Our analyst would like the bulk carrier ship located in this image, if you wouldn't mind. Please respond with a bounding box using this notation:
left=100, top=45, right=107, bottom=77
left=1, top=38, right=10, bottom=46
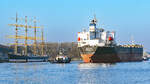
left=77, top=16, right=143, bottom=63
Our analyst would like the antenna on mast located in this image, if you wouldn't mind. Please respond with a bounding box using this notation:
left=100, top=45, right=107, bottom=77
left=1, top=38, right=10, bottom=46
left=94, top=14, right=97, bottom=23
left=131, top=35, right=135, bottom=45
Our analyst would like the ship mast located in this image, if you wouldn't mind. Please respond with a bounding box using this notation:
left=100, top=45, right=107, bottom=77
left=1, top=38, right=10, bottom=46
left=33, top=17, right=37, bottom=55
left=131, top=35, right=135, bottom=45
left=15, top=13, right=18, bottom=54
left=7, top=14, right=43, bottom=56
left=89, top=15, right=97, bottom=39
left=94, top=15, right=97, bottom=38
left=25, top=16, right=28, bottom=56
left=41, top=26, right=44, bottom=56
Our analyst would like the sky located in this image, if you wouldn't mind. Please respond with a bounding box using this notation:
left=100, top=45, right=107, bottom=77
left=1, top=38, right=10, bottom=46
left=0, top=0, right=150, bottom=51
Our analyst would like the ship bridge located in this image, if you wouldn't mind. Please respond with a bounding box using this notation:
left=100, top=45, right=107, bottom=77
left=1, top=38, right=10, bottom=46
left=78, top=16, right=116, bottom=47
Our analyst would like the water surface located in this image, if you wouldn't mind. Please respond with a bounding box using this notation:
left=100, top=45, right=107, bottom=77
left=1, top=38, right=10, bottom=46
left=0, top=61, right=150, bottom=84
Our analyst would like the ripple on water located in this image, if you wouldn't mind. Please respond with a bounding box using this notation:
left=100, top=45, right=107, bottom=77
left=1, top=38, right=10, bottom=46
left=0, top=61, right=150, bottom=84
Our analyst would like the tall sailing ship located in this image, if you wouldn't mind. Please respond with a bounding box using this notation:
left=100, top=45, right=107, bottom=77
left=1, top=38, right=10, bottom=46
left=7, top=13, right=49, bottom=62
left=77, top=16, right=143, bottom=63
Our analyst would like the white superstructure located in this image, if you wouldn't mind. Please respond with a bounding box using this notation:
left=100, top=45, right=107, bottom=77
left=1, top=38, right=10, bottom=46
left=77, top=17, right=116, bottom=47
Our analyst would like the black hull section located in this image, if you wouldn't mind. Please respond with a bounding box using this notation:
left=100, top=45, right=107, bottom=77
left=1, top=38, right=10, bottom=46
left=79, top=46, right=143, bottom=63
left=8, top=54, right=49, bottom=62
